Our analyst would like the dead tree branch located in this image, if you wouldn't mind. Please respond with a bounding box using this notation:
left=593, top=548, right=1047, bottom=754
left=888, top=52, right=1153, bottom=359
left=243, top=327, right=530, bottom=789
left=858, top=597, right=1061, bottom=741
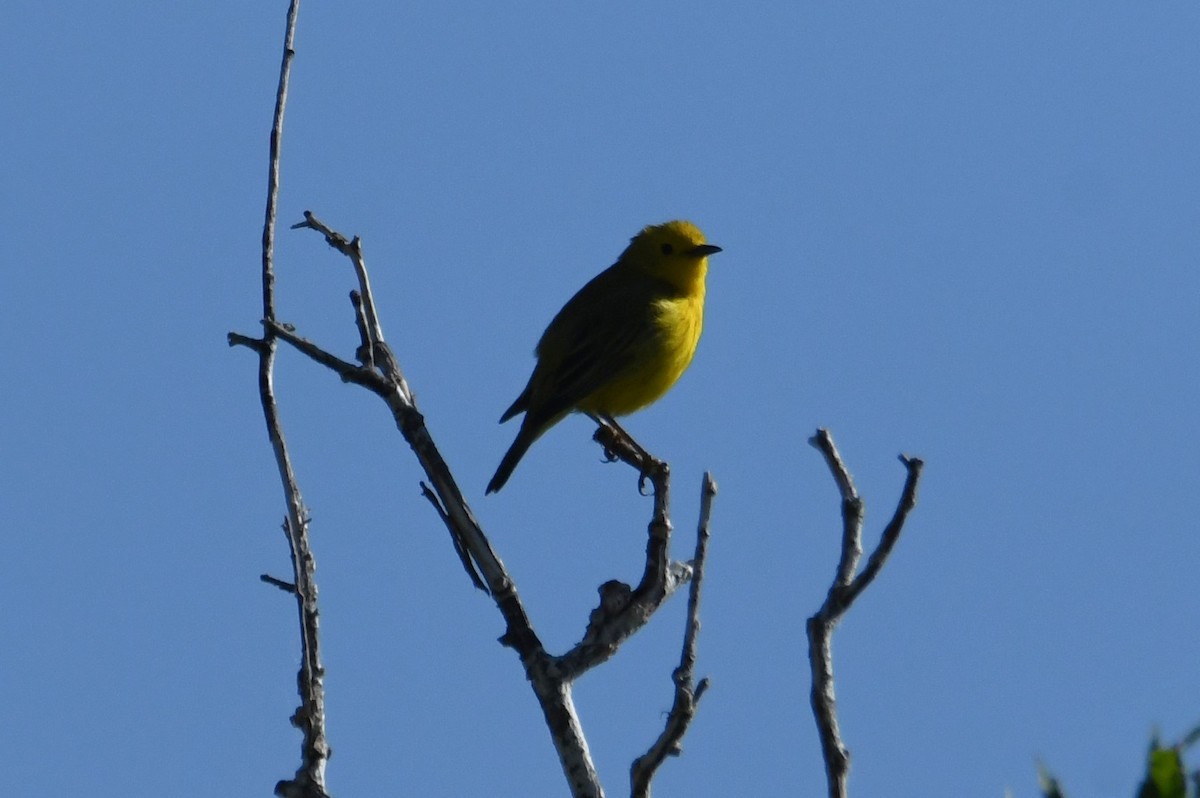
left=631, top=473, right=716, bottom=797
left=806, top=428, right=923, bottom=798
left=227, top=2, right=332, bottom=797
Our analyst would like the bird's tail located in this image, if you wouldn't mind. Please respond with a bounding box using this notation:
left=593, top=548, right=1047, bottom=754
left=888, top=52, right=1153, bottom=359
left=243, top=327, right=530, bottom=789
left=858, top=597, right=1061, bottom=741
left=486, top=425, right=539, bottom=494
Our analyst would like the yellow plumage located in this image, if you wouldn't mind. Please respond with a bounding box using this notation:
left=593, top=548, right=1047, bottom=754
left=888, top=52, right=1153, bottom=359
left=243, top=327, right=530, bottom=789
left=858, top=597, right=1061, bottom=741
left=487, top=220, right=720, bottom=494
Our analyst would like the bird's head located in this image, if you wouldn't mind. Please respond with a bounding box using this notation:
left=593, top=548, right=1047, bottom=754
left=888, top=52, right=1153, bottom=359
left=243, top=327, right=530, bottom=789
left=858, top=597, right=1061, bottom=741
left=619, top=220, right=722, bottom=292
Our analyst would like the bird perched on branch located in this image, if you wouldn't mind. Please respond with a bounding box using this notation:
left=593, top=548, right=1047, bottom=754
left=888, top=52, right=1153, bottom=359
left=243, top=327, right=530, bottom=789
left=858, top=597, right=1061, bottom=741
left=487, top=220, right=721, bottom=494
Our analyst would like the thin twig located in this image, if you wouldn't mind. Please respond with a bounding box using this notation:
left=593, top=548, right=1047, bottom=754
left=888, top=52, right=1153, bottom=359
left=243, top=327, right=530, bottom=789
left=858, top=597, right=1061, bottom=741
left=806, top=428, right=923, bottom=798
left=228, top=2, right=332, bottom=795
left=261, top=574, right=298, bottom=593
left=631, top=473, right=717, bottom=797
left=293, top=211, right=407, bottom=395
left=809, top=429, right=864, bottom=590
left=841, top=454, right=922, bottom=608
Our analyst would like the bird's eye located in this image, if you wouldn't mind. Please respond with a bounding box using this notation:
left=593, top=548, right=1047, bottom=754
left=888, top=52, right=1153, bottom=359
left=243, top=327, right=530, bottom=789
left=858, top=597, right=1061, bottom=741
left=660, top=243, right=674, bottom=255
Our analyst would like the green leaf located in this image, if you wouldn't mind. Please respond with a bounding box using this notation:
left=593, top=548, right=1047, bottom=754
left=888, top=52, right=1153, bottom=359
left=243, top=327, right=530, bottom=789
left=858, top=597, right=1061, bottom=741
left=1136, top=746, right=1185, bottom=798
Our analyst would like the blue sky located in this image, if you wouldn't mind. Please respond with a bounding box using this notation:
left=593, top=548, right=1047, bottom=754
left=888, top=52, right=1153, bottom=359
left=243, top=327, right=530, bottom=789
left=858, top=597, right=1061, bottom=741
left=2, top=1, right=1198, bottom=796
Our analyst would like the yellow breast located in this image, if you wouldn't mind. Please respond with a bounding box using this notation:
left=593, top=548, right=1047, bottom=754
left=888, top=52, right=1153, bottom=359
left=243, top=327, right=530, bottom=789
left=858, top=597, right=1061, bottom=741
left=579, top=291, right=705, bottom=417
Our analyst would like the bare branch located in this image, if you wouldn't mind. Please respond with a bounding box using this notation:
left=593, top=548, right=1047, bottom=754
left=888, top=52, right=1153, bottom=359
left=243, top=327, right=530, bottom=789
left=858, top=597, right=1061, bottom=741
left=809, top=429, right=864, bottom=590
left=266, top=321, right=374, bottom=385
left=350, top=291, right=375, bottom=370
left=293, top=211, right=400, bottom=390
left=229, top=331, right=270, bottom=354
left=276, top=514, right=332, bottom=798
left=266, top=226, right=494, bottom=594
left=806, top=429, right=924, bottom=798
left=420, top=482, right=485, bottom=593
left=226, top=2, right=333, bottom=795
left=631, top=473, right=717, bottom=798
left=261, top=574, right=298, bottom=593
left=553, top=435, right=690, bottom=681
left=841, top=454, right=922, bottom=608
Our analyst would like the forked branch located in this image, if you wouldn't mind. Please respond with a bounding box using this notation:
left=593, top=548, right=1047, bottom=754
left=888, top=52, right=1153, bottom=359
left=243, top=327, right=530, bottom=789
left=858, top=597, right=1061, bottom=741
left=806, top=428, right=923, bottom=798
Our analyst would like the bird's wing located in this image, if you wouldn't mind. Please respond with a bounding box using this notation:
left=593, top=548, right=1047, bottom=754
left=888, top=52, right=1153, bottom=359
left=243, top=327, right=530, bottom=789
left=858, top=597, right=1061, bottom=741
left=525, top=269, right=661, bottom=425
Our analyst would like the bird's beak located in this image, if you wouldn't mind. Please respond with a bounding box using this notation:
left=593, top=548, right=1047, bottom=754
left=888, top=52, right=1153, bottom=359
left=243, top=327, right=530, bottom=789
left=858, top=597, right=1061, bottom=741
left=689, top=244, right=722, bottom=257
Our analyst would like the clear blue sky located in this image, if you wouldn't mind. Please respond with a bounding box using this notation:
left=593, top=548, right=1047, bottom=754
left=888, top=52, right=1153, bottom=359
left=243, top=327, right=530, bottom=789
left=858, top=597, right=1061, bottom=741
left=3, top=2, right=1197, bottom=796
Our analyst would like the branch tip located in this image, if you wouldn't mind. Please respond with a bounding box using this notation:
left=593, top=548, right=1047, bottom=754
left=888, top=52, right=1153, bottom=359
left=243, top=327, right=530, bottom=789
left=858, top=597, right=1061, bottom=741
left=229, top=331, right=269, bottom=353
left=261, top=574, right=297, bottom=593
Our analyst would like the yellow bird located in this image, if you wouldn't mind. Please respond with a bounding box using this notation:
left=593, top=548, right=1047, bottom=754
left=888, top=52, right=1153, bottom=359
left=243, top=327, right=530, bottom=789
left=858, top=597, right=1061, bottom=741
left=487, top=220, right=721, bottom=494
